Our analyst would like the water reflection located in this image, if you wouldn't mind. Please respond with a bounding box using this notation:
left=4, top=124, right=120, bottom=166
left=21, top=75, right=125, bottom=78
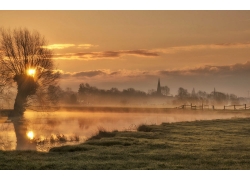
left=0, top=121, right=16, bottom=151
left=0, top=110, right=247, bottom=152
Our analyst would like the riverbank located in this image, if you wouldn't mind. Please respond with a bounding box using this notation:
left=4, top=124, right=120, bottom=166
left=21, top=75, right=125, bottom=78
left=0, top=117, right=250, bottom=169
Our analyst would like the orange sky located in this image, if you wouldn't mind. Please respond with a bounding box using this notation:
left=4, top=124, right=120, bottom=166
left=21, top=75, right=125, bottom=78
left=1, top=10, right=250, bottom=96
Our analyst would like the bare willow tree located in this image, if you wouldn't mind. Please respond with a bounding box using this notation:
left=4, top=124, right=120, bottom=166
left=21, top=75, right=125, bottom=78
left=0, top=28, right=60, bottom=150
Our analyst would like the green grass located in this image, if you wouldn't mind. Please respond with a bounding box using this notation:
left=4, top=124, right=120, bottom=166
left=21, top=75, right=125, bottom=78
left=1, top=117, right=250, bottom=169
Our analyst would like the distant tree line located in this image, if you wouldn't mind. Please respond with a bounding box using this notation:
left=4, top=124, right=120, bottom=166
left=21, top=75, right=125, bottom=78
left=47, top=85, right=78, bottom=105
left=174, top=87, right=241, bottom=105
left=46, top=83, right=244, bottom=106
left=78, top=83, right=148, bottom=105
left=46, top=83, right=172, bottom=106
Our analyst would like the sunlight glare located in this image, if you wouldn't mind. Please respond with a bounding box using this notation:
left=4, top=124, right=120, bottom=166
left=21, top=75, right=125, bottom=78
left=27, top=131, right=34, bottom=140
left=27, top=69, right=36, bottom=77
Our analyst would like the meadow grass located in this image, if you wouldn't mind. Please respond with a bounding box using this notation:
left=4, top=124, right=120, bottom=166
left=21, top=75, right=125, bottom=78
left=1, top=117, right=250, bottom=169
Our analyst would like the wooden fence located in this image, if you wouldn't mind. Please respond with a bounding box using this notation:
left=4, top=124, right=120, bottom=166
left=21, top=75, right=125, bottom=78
left=177, top=103, right=250, bottom=110
left=176, top=103, right=214, bottom=110
left=223, top=104, right=250, bottom=110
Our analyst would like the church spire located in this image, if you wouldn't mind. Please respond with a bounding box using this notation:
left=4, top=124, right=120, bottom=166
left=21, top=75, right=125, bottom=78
left=157, top=78, right=161, bottom=95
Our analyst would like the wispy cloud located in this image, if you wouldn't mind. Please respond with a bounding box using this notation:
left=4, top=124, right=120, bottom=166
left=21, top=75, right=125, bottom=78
left=43, top=43, right=98, bottom=50
left=77, top=44, right=98, bottom=49
left=44, top=44, right=76, bottom=49
left=60, top=61, right=250, bottom=79
left=53, top=49, right=159, bottom=60
left=61, top=70, right=110, bottom=79
left=73, top=70, right=106, bottom=77
left=156, top=42, right=250, bottom=54
left=51, top=42, right=250, bottom=60
left=161, top=61, right=250, bottom=76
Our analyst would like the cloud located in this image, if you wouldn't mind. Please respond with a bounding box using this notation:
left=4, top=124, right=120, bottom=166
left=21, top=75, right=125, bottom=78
left=53, top=49, right=159, bottom=60
left=59, top=61, right=250, bottom=79
left=60, top=70, right=109, bottom=79
left=156, top=42, right=250, bottom=54
left=170, top=61, right=250, bottom=76
left=73, top=70, right=106, bottom=77
left=51, top=41, right=250, bottom=60
left=77, top=44, right=98, bottom=49
left=43, top=44, right=76, bottom=49
left=122, top=50, right=159, bottom=57
left=43, top=43, right=98, bottom=50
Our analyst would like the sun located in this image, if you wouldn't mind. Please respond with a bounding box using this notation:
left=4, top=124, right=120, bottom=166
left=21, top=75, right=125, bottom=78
left=27, top=131, right=34, bottom=140
left=27, top=69, right=36, bottom=77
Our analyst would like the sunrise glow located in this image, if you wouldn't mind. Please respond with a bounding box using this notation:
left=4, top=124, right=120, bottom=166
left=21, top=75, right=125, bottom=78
left=1, top=6, right=250, bottom=170
left=27, top=69, right=36, bottom=77
left=27, top=131, right=34, bottom=140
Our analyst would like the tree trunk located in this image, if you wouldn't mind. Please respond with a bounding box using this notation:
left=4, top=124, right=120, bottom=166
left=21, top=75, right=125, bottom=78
left=11, top=89, right=28, bottom=117
left=8, top=75, right=38, bottom=150
left=9, top=91, right=36, bottom=150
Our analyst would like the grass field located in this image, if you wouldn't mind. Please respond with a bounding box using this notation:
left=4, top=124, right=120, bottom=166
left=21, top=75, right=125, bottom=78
left=0, top=117, right=250, bottom=169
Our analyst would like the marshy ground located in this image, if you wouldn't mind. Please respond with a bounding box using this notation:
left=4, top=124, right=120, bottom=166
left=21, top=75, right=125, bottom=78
left=1, top=116, right=250, bottom=169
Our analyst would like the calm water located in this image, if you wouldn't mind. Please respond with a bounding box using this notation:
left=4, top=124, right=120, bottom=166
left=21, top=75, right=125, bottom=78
left=0, top=110, right=247, bottom=152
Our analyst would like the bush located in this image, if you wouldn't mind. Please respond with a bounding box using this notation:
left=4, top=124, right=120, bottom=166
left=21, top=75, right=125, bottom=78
left=88, top=129, right=117, bottom=140
left=137, top=125, right=152, bottom=132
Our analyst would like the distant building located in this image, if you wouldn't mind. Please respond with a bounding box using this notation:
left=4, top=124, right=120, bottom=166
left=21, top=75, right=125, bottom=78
left=191, top=88, right=196, bottom=97
left=157, top=78, right=161, bottom=95
left=148, top=79, right=170, bottom=96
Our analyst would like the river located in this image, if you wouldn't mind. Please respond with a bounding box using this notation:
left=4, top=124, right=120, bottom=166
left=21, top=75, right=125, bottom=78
left=0, top=109, right=248, bottom=152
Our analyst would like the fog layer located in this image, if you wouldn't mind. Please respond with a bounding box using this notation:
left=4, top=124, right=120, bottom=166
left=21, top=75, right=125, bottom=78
left=0, top=109, right=248, bottom=151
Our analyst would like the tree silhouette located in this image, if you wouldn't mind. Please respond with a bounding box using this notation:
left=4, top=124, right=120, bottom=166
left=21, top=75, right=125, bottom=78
left=0, top=28, right=60, bottom=150
left=177, top=87, right=189, bottom=100
left=161, top=86, right=170, bottom=96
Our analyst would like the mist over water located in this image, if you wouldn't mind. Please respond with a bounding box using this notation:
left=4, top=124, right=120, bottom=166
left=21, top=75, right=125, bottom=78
left=0, top=109, right=249, bottom=151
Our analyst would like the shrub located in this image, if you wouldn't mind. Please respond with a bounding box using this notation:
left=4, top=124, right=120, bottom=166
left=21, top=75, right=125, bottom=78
left=137, top=124, right=152, bottom=132
left=88, top=129, right=117, bottom=140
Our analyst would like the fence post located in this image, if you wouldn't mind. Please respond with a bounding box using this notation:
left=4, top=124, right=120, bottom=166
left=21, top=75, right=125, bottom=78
left=202, top=104, right=203, bottom=110
left=234, top=105, right=236, bottom=110
left=245, top=104, right=246, bottom=110
left=224, top=106, right=225, bottom=110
